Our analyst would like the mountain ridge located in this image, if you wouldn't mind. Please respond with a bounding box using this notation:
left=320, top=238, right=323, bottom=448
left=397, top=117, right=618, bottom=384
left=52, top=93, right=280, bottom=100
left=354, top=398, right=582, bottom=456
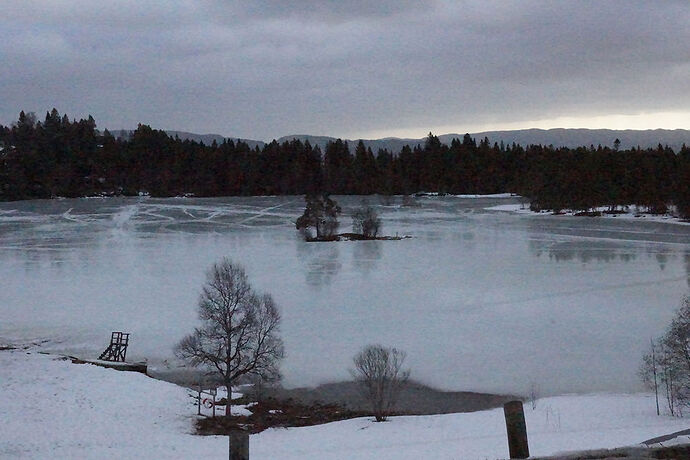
left=114, top=128, right=690, bottom=153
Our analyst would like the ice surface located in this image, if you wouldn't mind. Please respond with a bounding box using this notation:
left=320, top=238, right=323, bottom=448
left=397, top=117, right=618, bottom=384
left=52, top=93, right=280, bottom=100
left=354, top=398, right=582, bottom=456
left=1, top=350, right=689, bottom=459
left=1, top=195, right=689, bottom=395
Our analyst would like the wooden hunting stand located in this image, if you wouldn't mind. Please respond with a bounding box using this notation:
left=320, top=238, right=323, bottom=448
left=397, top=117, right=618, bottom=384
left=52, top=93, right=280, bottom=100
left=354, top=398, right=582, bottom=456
left=98, top=332, right=130, bottom=362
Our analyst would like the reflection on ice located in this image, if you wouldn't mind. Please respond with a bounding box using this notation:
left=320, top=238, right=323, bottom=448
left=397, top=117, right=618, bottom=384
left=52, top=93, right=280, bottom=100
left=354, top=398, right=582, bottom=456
left=528, top=239, right=639, bottom=264
left=352, top=240, right=382, bottom=273
left=296, top=241, right=342, bottom=287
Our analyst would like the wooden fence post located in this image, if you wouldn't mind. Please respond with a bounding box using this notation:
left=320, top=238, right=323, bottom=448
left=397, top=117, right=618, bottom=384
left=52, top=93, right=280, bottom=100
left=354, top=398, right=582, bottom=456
left=197, top=385, right=202, bottom=416
left=229, top=431, right=249, bottom=460
left=504, top=400, right=529, bottom=459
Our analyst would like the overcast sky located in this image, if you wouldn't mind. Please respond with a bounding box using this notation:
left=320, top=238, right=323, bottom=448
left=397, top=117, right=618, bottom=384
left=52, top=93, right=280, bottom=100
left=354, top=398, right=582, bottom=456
left=2, top=1, right=689, bottom=140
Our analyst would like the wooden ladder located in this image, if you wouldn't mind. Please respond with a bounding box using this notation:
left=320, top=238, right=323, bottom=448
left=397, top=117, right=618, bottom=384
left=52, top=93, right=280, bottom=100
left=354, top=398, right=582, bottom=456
left=98, top=332, right=130, bottom=362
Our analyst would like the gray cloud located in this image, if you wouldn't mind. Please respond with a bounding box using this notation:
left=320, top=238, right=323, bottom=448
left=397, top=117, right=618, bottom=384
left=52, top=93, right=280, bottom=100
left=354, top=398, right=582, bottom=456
left=204, top=0, right=439, bottom=23
left=1, top=0, right=688, bottom=139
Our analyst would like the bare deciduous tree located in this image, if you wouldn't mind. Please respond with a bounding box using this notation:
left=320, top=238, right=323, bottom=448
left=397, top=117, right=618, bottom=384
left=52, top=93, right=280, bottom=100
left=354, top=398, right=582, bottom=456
left=639, top=338, right=661, bottom=415
left=352, top=344, right=410, bottom=422
left=352, top=202, right=381, bottom=238
left=175, top=258, right=284, bottom=419
left=641, top=295, right=690, bottom=416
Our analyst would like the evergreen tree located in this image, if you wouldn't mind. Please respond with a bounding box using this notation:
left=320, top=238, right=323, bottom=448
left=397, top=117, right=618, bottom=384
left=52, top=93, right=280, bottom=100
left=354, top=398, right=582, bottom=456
left=296, top=194, right=341, bottom=240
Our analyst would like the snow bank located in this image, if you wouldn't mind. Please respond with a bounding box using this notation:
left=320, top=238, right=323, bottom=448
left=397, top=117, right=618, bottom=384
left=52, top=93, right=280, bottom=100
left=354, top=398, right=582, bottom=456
left=485, top=203, right=530, bottom=213
left=0, top=350, right=226, bottom=459
left=2, top=350, right=689, bottom=459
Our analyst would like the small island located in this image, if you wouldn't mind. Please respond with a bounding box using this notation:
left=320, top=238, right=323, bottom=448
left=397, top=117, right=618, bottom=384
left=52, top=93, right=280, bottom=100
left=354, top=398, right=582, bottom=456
left=295, top=194, right=406, bottom=242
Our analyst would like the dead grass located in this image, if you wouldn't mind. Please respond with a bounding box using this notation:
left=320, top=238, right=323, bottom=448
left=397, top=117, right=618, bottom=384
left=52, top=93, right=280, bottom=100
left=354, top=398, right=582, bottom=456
left=196, top=397, right=368, bottom=435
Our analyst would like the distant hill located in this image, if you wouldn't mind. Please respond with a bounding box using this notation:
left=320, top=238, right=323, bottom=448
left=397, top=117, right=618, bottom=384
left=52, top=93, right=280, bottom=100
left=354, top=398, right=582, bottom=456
left=111, top=129, right=265, bottom=150
left=276, top=128, right=690, bottom=153
left=457, top=128, right=690, bottom=152
left=163, top=131, right=266, bottom=150
left=112, top=128, right=690, bottom=153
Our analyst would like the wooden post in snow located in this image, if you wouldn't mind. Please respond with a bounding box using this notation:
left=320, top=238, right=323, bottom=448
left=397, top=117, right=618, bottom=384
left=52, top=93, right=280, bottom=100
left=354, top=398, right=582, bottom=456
left=197, top=385, right=202, bottom=416
left=504, top=400, right=529, bottom=459
left=229, top=431, right=249, bottom=460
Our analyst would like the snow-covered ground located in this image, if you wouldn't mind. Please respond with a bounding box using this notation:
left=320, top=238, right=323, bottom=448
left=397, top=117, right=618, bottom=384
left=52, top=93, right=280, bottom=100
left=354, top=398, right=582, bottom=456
left=1, top=349, right=688, bottom=460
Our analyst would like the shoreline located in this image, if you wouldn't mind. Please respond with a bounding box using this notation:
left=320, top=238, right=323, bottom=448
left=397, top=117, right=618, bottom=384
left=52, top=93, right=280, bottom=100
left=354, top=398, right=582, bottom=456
left=487, top=203, right=690, bottom=226
left=0, top=192, right=521, bottom=204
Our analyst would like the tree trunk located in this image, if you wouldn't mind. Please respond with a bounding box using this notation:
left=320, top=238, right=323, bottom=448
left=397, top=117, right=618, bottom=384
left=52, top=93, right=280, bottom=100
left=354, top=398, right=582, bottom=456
left=651, top=340, right=660, bottom=416
left=225, top=382, right=233, bottom=420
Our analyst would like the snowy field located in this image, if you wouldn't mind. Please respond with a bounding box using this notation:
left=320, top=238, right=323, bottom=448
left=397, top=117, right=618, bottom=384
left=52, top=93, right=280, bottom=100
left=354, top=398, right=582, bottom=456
left=1, top=195, right=689, bottom=395
left=1, top=349, right=688, bottom=460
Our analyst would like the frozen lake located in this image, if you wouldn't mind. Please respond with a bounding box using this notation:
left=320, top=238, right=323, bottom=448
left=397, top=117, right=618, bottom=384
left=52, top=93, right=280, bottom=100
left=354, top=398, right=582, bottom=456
left=1, top=196, right=688, bottom=395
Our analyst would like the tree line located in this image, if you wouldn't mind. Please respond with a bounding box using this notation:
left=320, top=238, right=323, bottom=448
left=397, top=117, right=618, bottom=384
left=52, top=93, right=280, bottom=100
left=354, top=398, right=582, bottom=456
left=1, top=109, right=688, bottom=218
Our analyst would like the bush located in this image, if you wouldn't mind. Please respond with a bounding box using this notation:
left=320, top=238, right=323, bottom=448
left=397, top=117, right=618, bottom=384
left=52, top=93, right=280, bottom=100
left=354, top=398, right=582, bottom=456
left=352, top=203, right=381, bottom=238
left=352, top=344, right=410, bottom=422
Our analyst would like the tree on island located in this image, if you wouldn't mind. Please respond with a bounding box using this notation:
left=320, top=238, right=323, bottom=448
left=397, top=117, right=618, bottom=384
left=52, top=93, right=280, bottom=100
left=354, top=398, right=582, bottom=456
left=175, top=258, right=284, bottom=420
left=295, top=194, right=341, bottom=240
left=352, top=202, right=381, bottom=238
